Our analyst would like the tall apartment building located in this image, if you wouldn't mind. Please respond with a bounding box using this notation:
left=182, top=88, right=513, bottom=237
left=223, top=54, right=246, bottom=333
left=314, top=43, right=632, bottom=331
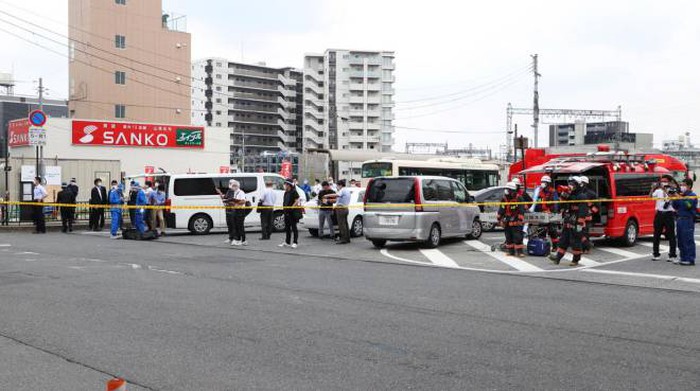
left=192, top=59, right=303, bottom=170
left=303, top=50, right=395, bottom=178
left=68, top=0, right=191, bottom=124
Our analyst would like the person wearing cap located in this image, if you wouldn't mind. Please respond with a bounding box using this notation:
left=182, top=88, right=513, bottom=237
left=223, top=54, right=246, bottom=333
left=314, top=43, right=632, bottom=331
left=578, top=175, right=598, bottom=253
left=497, top=182, right=526, bottom=257
left=127, top=180, right=138, bottom=228
left=222, top=179, right=248, bottom=246
left=532, top=175, right=560, bottom=250
left=108, top=180, right=124, bottom=239
left=550, top=176, right=589, bottom=266
left=333, top=179, right=353, bottom=244
left=132, top=181, right=148, bottom=234
left=651, top=177, right=677, bottom=262
left=280, top=179, right=301, bottom=249
left=258, top=180, right=277, bottom=240
left=32, top=176, right=47, bottom=234
left=56, top=182, right=77, bottom=233
left=671, top=179, right=697, bottom=266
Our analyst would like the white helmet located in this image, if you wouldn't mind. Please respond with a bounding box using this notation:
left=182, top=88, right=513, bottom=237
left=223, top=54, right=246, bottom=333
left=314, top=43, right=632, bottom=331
left=512, top=177, right=522, bottom=185
left=505, top=182, right=517, bottom=191
left=579, top=176, right=589, bottom=184
left=541, top=175, right=552, bottom=184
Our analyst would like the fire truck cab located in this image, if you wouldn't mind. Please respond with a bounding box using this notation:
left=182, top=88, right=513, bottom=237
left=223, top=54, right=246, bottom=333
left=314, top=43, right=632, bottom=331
left=520, top=153, right=672, bottom=246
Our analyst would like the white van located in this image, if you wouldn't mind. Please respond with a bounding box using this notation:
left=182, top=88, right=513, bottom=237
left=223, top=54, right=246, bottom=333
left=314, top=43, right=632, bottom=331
left=127, top=173, right=287, bottom=235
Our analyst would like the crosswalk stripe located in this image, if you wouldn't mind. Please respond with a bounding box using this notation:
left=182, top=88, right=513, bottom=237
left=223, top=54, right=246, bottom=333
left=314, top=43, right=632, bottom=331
left=637, top=242, right=669, bottom=252
left=583, top=269, right=700, bottom=285
left=463, top=241, right=543, bottom=272
left=0, top=244, right=11, bottom=247
left=594, top=246, right=644, bottom=259
left=418, top=249, right=460, bottom=269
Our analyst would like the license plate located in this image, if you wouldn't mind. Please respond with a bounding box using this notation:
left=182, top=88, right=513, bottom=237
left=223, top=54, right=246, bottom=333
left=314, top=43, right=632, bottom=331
left=378, top=215, right=399, bottom=226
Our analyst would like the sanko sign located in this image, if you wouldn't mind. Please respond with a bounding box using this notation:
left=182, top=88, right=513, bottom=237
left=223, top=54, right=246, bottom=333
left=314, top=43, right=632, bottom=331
left=8, top=118, right=30, bottom=147
left=72, top=120, right=205, bottom=149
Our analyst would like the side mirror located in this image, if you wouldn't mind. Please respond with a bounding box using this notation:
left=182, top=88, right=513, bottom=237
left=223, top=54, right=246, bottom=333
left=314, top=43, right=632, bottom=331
left=468, top=195, right=476, bottom=203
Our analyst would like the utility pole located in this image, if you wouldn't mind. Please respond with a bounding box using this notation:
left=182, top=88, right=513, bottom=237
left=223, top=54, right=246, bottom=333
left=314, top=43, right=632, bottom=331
left=36, top=77, right=45, bottom=179
left=531, top=54, right=540, bottom=148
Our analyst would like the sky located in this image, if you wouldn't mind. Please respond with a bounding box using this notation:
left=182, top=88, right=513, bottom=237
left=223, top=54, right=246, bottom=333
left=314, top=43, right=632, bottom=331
left=1, top=0, right=699, bottom=152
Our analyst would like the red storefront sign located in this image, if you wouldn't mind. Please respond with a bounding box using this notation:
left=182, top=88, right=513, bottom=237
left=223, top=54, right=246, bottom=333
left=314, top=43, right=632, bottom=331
left=8, top=118, right=30, bottom=147
left=72, top=120, right=205, bottom=149
left=219, top=166, right=231, bottom=174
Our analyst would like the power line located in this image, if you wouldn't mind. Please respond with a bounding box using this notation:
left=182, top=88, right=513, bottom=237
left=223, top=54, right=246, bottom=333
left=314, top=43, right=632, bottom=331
left=394, top=67, right=531, bottom=111
left=395, top=64, right=532, bottom=105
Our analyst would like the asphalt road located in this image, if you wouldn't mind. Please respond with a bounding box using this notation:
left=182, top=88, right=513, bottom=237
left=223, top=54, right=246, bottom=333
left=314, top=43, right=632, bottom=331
left=0, top=231, right=698, bottom=390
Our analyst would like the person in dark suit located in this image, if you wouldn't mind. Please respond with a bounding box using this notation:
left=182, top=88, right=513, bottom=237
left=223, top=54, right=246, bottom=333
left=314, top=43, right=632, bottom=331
left=57, top=183, right=77, bottom=233
left=67, top=178, right=79, bottom=199
left=89, top=178, right=107, bottom=231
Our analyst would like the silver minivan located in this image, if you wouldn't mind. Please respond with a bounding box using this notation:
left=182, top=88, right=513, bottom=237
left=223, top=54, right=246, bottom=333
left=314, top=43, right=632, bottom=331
left=363, top=176, right=482, bottom=248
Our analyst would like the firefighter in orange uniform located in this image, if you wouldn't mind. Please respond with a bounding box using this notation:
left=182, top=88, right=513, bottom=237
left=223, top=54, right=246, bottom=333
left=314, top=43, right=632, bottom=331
left=533, top=175, right=560, bottom=251
left=549, top=177, right=589, bottom=266
left=498, top=182, right=526, bottom=257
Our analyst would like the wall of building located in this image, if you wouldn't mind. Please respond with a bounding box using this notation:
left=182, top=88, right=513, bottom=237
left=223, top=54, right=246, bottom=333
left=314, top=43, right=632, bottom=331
left=68, top=0, right=191, bottom=124
left=9, top=118, right=230, bottom=176
left=1, top=97, right=69, bottom=158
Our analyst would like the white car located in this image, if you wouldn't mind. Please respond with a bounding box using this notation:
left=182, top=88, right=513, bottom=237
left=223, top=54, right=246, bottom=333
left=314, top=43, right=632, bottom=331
left=301, top=187, right=365, bottom=238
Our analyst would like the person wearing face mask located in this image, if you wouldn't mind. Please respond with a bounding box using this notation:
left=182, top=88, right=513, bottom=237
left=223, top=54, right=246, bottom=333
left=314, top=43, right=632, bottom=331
left=549, top=176, right=589, bottom=266
left=132, top=181, right=148, bottom=234
left=497, top=182, right=526, bottom=257
left=108, top=180, right=125, bottom=239
left=222, top=179, right=248, bottom=246
left=671, top=179, right=697, bottom=266
left=89, top=178, right=107, bottom=231
left=532, top=175, right=560, bottom=251
left=651, top=177, right=677, bottom=262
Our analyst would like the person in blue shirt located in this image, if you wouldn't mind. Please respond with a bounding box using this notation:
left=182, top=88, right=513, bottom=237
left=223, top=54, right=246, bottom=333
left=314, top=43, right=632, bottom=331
left=133, top=182, right=148, bottom=234
left=300, top=179, right=312, bottom=197
left=671, top=179, right=697, bottom=266
left=108, top=180, right=124, bottom=239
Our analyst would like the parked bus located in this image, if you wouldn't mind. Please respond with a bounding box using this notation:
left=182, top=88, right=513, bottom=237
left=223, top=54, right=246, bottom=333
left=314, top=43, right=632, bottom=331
left=520, top=154, right=673, bottom=246
left=361, top=158, right=500, bottom=191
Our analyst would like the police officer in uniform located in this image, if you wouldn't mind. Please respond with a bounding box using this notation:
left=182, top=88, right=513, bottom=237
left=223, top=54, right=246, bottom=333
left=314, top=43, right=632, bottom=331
left=533, top=175, right=559, bottom=250
left=497, top=182, right=526, bottom=257
left=549, top=176, right=589, bottom=266
left=671, top=179, right=697, bottom=266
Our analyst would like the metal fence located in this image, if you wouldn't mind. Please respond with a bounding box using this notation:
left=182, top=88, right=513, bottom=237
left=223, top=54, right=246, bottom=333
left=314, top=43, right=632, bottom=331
left=0, top=202, right=107, bottom=225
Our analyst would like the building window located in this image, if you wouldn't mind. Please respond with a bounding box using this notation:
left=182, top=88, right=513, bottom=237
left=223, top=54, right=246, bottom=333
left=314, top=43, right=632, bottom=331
left=215, top=74, right=222, bottom=79
left=115, top=0, right=126, bottom=4
left=115, top=71, right=126, bottom=85
left=115, top=34, right=126, bottom=49
left=115, top=104, right=126, bottom=118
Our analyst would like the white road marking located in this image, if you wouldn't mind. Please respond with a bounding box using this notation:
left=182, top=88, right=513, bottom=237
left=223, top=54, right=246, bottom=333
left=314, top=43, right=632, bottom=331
left=418, top=249, right=460, bottom=269
left=583, top=269, right=700, bottom=285
left=557, top=253, right=601, bottom=267
left=147, top=266, right=183, bottom=275
left=126, top=263, right=143, bottom=270
left=637, top=242, right=669, bottom=252
left=463, top=241, right=543, bottom=272
left=16, top=251, right=39, bottom=255
left=0, top=244, right=11, bottom=247
left=594, top=247, right=644, bottom=259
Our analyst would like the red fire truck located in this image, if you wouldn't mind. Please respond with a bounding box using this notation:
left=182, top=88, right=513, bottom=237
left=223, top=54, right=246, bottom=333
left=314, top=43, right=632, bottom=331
left=520, top=153, right=673, bottom=246
left=509, top=145, right=689, bottom=190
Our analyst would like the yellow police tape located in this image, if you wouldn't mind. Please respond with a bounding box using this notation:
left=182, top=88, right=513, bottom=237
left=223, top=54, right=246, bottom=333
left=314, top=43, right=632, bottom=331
left=0, top=195, right=697, bottom=211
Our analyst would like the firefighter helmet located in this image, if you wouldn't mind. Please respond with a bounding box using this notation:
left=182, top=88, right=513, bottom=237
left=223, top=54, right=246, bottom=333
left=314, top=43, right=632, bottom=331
left=541, top=175, right=552, bottom=183
left=579, top=176, right=589, bottom=184
left=505, top=182, right=518, bottom=191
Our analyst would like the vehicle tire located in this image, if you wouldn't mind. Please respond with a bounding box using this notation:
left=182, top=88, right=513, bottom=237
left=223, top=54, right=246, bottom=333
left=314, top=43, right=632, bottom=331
left=308, top=228, right=319, bottom=237
left=621, top=219, right=638, bottom=247
left=424, top=223, right=441, bottom=249
left=371, top=239, right=387, bottom=249
left=467, top=218, right=483, bottom=240
left=351, top=216, right=364, bottom=237
left=188, top=214, right=213, bottom=235
left=480, top=221, right=495, bottom=232
left=272, top=211, right=285, bottom=232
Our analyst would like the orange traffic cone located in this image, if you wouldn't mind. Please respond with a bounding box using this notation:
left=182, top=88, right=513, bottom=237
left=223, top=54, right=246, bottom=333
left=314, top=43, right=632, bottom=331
left=106, top=378, right=126, bottom=391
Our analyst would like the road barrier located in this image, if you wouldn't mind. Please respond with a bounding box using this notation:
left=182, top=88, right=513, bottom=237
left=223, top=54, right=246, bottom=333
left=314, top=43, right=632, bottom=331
left=0, top=195, right=697, bottom=211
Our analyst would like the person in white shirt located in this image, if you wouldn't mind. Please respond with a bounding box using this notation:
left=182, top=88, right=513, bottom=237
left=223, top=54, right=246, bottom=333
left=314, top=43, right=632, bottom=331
left=312, top=179, right=322, bottom=196
left=222, top=179, right=248, bottom=246
left=32, top=176, right=47, bottom=234
left=651, top=178, right=677, bottom=261
left=258, top=180, right=277, bottom=240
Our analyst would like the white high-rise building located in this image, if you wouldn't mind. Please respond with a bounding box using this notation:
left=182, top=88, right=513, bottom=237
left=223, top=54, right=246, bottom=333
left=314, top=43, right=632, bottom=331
left=192, top=58, right=303, bottom=171
left=303, top=49, right=395, bottom=178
